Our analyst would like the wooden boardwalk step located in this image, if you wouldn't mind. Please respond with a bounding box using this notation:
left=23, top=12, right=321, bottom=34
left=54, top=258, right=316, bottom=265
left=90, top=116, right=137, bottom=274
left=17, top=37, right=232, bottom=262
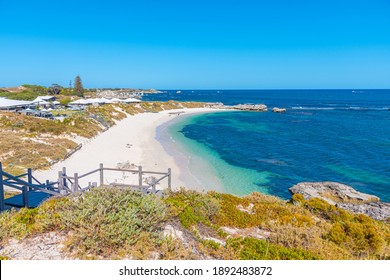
left=4, top=191, right=52, bottom=208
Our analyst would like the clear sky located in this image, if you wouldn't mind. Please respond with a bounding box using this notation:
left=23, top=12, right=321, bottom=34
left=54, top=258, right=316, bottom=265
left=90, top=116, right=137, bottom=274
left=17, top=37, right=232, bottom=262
left=1, top=0, right=389, bottom=89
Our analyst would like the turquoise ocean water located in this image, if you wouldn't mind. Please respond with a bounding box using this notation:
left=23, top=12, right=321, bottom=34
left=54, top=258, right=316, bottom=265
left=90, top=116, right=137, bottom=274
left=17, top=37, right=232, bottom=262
left=147, top=90, right=390, bottom=201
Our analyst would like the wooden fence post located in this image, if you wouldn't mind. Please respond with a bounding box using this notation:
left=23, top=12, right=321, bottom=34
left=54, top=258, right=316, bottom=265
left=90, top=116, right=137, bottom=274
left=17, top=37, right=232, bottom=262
left=22, top=185, right=29, bottom=208
left=0, top=162, right=5, bottom=211
left=99, top=163, right=104, bottom=186
left=138, top=166, right=143, bottom=188
left=62, top=167, right=67, bottom=188
left=72, top=173, right=79, bottom=192
left=168, top=168, right=172, bottom=191
left=27, top=168, right=32, bottom=191
left=58, top=171, right=63, bottom=192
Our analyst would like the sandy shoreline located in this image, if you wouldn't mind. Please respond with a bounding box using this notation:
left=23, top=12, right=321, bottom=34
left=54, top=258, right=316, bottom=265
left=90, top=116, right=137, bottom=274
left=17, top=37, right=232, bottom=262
left=35, top=108, right=222, bottom=191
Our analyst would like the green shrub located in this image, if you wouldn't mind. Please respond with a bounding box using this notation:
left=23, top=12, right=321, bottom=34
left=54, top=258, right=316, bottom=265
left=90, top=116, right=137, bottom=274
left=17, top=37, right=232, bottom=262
left=57, top=188, right=168, bottom=256
left=0, top=209, right=33, bottom=243
left=227, top=237, right=319, bottom=260
left=165, top=189, right=220, bottom=229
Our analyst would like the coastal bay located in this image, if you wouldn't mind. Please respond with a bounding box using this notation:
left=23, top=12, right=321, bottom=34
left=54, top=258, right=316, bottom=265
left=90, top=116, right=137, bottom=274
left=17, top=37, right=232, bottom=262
left=34, top=107, right=223, bottom=190
left=146, top=90, right=390, bottom=202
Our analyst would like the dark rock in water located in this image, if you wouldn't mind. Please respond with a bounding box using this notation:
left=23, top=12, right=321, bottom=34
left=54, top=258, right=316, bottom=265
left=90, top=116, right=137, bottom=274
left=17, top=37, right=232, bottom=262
left=337, top=202, right=390, bottom=221
left=289, top=182, right=380, bottom=205
left=272, top=107, right=286, bottom=113
left=289, top=182, right=388, bottom=220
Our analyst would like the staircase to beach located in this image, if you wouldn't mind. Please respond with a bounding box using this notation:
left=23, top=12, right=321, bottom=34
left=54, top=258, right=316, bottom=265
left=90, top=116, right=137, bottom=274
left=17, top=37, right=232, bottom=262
left=0, top=162, right=172, bottom=212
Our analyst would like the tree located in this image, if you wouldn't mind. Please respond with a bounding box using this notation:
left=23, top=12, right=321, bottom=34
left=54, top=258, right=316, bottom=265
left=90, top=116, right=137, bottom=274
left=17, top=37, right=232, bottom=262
left=48, top=84, right=62, bottom=95
left=74, top=75, right=84, bottom=97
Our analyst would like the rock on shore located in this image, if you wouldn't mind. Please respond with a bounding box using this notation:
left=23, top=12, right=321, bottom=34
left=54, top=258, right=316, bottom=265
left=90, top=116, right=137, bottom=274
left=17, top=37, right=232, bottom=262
left=289, top=182, right=389, bottom=220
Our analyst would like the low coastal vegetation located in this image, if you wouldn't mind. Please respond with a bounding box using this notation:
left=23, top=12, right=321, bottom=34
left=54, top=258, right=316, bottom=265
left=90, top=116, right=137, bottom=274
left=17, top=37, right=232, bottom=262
left=0, top=188, right=389, bottom=260
left=0, top=101, right=205, bottom=174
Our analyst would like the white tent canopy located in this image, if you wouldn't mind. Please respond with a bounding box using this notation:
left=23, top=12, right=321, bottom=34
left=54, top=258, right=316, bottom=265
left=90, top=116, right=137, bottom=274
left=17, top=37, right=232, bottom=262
left=37, top=96, right=56, bottom=101
left=32, top=97, right=44, bottom=103
left=0, top=98, right=35, bottom=109
left=123, top=97, right=141, bottom=103
left=110, top=98, right=123, bottom=103
left=69, top=97, right=143, bottom=106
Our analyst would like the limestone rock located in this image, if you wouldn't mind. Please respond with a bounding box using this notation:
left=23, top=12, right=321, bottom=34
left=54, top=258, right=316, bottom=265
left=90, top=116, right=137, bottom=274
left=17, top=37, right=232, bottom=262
left=232, top=104, right=268, bottom=112
left=337, top=202, right=390, bottom=221
left=272, top=107, right=286, bottom=113
left=163, top=224, right=184, bottom=241
left=289, top=182, right=390, bottom=220
left=289, top=182, right=379, bottom=205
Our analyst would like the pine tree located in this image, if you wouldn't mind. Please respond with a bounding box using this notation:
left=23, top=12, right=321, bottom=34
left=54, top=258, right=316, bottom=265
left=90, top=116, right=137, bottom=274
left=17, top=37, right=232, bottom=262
left=74, top=75, right=84, bottom=97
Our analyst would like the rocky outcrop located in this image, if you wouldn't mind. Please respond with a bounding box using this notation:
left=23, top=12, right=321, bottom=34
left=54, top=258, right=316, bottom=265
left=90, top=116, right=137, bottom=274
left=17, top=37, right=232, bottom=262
left=289, top=182, right=379, bottom=205
left=272, top=107, right=286, bottom=113
left=337, top=202, right=390, bottom=221
left=289, top=182, right=390, bottom=220
left=231, top=104, right=268, bottom=112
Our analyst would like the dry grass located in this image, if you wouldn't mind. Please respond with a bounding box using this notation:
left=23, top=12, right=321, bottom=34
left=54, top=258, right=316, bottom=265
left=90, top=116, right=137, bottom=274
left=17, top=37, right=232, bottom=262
left=0, top=101, right=206, bottom=173
left=0, top=132, right=78, bottom=173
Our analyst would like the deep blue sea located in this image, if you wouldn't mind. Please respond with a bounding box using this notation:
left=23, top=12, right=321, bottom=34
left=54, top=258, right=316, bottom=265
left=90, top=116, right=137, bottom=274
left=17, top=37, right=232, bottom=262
left=145, top=90, right=390, bottom=201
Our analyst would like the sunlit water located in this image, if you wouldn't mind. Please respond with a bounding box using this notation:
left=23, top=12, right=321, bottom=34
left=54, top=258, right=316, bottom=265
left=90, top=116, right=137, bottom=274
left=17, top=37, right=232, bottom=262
left=149, top=90, right=390, bottom=201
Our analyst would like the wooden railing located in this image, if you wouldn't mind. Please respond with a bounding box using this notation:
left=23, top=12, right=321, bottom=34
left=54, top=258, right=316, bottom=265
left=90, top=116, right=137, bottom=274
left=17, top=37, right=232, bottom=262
left=0, top=162, right=60, bottom=211
left=1, top=162, right=172, bottom=211
left=57, top=163, right=172, bottom=194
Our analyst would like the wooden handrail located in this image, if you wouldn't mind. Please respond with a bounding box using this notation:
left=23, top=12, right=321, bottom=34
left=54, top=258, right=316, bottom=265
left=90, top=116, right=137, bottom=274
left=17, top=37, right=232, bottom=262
left=3, top=178, right=24, bottom=184
left=2, top=182, right=23, bottom=191
left=151, top=174, right=169, bottom=185
left=142, top=171, right=169, bottom=175
left=103, top=167, right=138, bottom=172
left=8, top=173, right=28, bottom=179
left=102, top=167, right=168, bottom=175
left=31, top=175, right=42, bottom=185
left=77, top=169, right=100, bottom=179
left=2, top=172, right=39, bottom=189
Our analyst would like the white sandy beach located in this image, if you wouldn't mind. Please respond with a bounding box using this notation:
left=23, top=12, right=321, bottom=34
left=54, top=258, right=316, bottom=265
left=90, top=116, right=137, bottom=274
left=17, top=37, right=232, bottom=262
left=35, top=108, right=221, bottom=191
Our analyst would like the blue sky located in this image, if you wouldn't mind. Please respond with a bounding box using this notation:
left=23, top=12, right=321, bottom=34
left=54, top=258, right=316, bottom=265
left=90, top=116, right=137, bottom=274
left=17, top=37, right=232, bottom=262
left=1, top=0, right=390, bottom=89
